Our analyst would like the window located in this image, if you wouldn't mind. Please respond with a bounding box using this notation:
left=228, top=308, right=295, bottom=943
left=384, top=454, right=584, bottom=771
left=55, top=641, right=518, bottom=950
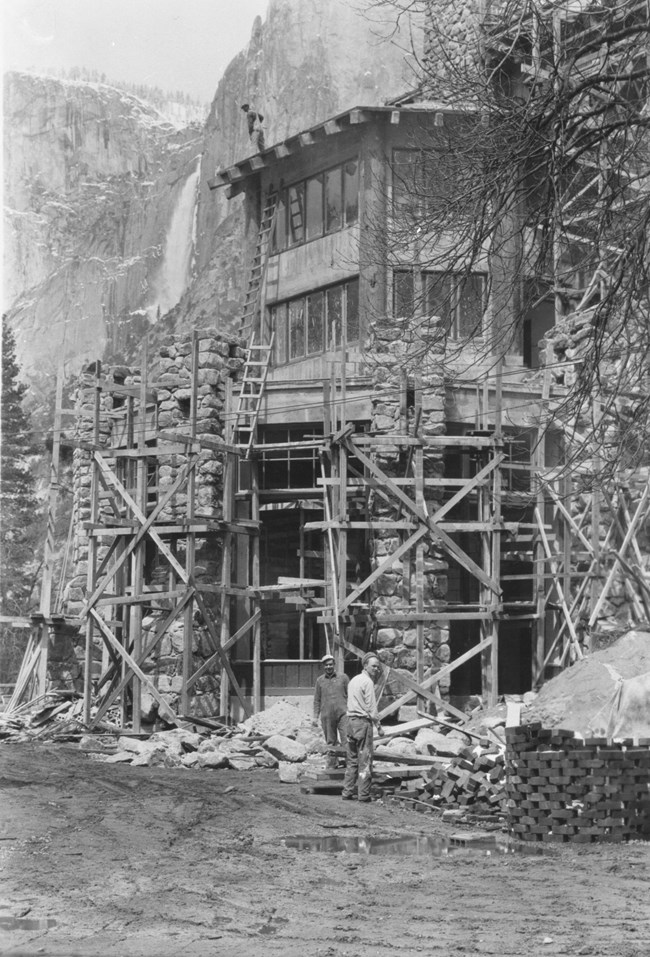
left=307, top=291, right=325, bottom=354
left=343, top=160, right=359, bottom=225
left=392, top=150, right=421, bottom=220
left=271, top=278, right=359, bottom=364
left=393, top=269, right=416, bottom=318
left=393, top=268, right=486, bottom=339
left=305, top=174, right=324, bottom=241
left=392, top=148, right=454, bottom=222
left=271, top=158, right=359, bottom=252
left=272, top=193, right=286, bottom=253
left=288, top=299, right=305, bottom=358
left=325, top=167, right=343, bottom=233
left=288, top=183, right=304, bottom=245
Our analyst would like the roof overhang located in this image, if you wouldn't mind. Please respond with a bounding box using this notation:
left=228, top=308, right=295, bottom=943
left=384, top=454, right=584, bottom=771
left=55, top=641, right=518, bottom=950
left=208, top=102, right=465, bottom=198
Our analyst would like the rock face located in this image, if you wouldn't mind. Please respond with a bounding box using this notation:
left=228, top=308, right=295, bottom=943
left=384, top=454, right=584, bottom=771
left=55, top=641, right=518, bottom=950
left=4, top=0, right=417, bottom=380
left=4, top=72, right=203, bottom=381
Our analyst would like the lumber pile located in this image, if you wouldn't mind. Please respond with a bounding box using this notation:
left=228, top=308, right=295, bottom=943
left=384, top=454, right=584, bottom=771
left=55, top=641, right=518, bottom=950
left=0, top=691, right=85, bottom=741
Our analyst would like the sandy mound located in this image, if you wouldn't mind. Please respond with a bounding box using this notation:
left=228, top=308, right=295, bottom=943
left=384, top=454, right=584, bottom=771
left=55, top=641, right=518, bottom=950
left=238, top=700, right=313, bottom=737
left=523, top=629, right=650, bottom=734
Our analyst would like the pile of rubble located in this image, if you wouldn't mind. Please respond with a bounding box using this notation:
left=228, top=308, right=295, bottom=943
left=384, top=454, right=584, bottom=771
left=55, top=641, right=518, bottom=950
left=1, top=694, right=511, bottom=823
left=389, top=737, right=507, bottom=821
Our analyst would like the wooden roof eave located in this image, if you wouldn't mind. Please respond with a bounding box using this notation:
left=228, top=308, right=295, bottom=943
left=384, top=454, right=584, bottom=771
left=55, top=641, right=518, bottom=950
left=208, top=106, right=381, bottom=192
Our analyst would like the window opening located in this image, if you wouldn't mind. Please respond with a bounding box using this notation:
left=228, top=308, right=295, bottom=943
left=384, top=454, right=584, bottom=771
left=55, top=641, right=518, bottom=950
left=343, top=160, right=359, bottom=225
left=325, top=167, right=343, bottom=233
left=307, top=291, right=325, bottom=354
left=305, top=174, right=324, bottom=242
left=270, top=278, right=359, bottom=364
left=289, top=299, right=305, bottom=359
left=288, top=183, right=304, bottom=245
left=395, top=268, right=486, bottom=339
left=271, top=157, right=358, bottom=253
left=327, top=285, right=343, bottom=350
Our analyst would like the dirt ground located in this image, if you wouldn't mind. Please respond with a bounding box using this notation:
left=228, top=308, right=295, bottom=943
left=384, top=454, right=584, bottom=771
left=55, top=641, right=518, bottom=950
left=1, top=743, right=649, bottom=957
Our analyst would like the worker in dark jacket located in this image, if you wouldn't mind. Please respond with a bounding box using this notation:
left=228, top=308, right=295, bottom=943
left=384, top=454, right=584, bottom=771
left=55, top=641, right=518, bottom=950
left=313, top=653, right=349, bottom=769
left=240, top=103, right=265, bottom=152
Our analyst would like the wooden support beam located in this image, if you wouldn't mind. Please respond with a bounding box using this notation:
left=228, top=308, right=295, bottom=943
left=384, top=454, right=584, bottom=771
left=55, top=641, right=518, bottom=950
left=339, top=526, right=429, bottom=616
left=345, top=442, right=499, bottom=594
left=589, top=482, right=650, bottom=627
left=89, top=609, right=180, bottom=725
left=193, top=590, right=251, bottom=717
left=319, top=450, right=340, bottom=642
left=379, top=636, right=493, bottom=720
left=349, top=109, right=369, bottom=124
left=187, top=611, right=261, bottom=691
left=86, top=454, right=196, bottom=601
left=83, top=362, right=102, bottom=725
left=181, top=333, right=199, bottom=716
left=336, top=632, right=468, bottom=723
left=90, top=590, right=194, bottom=727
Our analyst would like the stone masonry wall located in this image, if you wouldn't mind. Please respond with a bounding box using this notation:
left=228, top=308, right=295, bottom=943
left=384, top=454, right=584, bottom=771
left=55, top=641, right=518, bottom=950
left=58, top=331, right=244, bottom=720
left=365, top=317, right=450, bottom=698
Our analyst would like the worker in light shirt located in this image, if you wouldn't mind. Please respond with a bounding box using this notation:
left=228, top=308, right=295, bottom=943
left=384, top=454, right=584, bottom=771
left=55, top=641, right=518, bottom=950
left=341, top=652, right=385, bottom=803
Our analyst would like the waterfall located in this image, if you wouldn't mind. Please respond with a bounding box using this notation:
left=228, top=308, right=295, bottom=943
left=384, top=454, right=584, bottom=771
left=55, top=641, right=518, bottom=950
left=150, top=157, right=200, bottom=320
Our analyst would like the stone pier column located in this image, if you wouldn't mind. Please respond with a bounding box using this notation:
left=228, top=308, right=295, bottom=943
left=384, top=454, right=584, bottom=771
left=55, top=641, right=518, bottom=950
left=364, top=318, right=450, bottom=702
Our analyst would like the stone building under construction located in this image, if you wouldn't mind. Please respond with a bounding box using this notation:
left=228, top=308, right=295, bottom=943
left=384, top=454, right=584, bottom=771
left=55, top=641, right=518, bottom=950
left=10, top=0, right=650, bottom=729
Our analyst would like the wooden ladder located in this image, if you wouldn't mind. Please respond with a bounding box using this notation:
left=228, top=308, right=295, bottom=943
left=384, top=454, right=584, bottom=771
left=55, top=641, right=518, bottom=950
left=234, top=333, right=275, bottom=458
left=239, top=189, right=278, bottom=342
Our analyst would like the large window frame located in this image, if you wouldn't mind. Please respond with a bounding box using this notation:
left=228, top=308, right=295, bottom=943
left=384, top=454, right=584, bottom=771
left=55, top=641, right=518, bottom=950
left=271, top=158, right=359, bottom=253
left=270, top=278, right=360, bottom=365
left=392, top=147, right=457, bottom=223
left=393, top=268, right=487, bottom=340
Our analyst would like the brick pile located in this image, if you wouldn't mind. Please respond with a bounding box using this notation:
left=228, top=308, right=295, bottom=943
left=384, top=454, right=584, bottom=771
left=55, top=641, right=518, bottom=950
left=393, top=742, right=507, bottom=816
left=506, top=723, right=650, bottom=843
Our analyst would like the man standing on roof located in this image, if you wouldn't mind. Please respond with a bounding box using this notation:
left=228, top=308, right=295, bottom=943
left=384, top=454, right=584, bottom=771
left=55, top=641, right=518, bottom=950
left=313, top=653, right=349, bottom=769
left=240, top=103, right=265, bottom=152
left=341, top=653, right=385, bottom=803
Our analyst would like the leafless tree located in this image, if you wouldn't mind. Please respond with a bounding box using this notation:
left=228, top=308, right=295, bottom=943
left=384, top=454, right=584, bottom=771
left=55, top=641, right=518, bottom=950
left=364, top=0, right=650, bottom=485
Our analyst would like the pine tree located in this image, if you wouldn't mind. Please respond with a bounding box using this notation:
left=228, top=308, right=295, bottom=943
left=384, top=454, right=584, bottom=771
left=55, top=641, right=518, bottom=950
left=1, top=317, right=42, bottom=617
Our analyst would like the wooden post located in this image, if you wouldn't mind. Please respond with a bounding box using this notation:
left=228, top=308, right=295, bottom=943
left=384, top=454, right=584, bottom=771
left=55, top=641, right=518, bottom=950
left=251, top=451, right=262, bottom=713
left=532, top=344, right=553, bottom=684
left=130, top=344, right=149, bottom=731
left=337, top=432, right=348, bottom=672
left=181, top=333, right=198, bottom=716
left=299, top=504, right=306, bottom=659
left=414, top=379, right=425, bottom=702
left=83, top=363, right=101, bottom=725
left=490, top=360, right=503, bottom=707
left=36, top=364, right=64, bottom=696
left=220, top=379, right=235, bottom=718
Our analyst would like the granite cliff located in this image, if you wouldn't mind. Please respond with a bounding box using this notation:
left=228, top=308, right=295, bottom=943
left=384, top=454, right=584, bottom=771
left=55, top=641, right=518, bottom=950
left=4, top=0, right=416, bottom=387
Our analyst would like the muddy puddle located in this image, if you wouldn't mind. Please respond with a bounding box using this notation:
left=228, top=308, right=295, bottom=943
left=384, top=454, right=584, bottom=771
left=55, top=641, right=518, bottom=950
left=0, top=917, right=57, bottom=931
left=283, top=832, right=544, bottom=857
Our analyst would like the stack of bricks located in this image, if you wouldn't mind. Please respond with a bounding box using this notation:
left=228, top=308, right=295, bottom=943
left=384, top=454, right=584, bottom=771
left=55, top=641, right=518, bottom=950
left=506, top=723, right=650, bottom=843
left=425, top=744, right=507, bottom=809
left=393, top=742, right=507, bottom=814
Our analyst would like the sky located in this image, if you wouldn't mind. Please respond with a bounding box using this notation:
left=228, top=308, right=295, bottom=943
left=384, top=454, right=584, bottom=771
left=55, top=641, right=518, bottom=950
left=2, top=0, right=270, bottom=103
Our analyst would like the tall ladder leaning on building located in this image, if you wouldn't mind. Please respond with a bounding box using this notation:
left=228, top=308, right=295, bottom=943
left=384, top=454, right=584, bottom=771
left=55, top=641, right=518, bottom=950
left=234, top=189, right=278, bottom=458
